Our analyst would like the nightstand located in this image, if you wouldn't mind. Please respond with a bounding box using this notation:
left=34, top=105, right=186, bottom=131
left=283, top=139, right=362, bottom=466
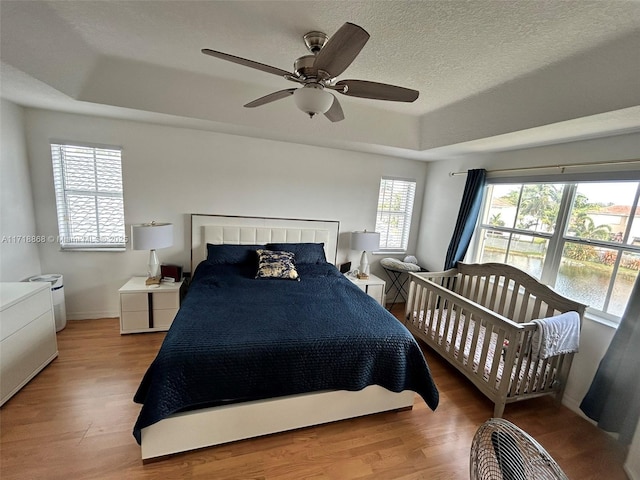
left=346, top=273, right=386, bottom=307
left=118, top=277, right=183, bottom=334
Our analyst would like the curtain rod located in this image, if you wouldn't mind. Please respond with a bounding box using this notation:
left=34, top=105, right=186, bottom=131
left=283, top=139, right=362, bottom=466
left=449, top=158, right=640, bottom=176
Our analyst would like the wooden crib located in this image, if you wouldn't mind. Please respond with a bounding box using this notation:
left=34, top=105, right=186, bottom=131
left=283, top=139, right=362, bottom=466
left=405, top=262, right=586, bottom=417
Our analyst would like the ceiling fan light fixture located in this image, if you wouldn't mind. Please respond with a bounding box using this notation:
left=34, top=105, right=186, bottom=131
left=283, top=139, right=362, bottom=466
left=293, top=86, right=333, bottom=118
left=202, top=22, right=418, bottom=122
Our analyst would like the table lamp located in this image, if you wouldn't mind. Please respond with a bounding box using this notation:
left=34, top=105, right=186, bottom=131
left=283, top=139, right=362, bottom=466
left=131, top=222, right=173, bottom=285
left=351, top=230, right=380, bottom=279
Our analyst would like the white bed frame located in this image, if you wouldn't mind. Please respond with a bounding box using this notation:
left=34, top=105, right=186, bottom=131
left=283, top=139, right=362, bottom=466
left=139, top=214, right=416, bottom=461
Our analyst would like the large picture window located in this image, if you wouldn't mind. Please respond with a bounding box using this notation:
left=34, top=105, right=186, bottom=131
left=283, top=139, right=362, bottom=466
left=472, top=180, right=640, bottom=322
left=51, top=143, right=126, bottom=250
left=375, top=177, right=416, bottom=252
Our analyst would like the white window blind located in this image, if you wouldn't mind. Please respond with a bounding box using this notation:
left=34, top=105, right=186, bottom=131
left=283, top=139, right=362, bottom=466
left=51, top=143, right=126, bottom=250
left=375, top=177, right=416, bottom=251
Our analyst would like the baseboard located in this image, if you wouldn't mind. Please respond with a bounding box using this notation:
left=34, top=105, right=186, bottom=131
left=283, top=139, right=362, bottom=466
left=66, top=312, right=118, bottom=321
left=625, top=465, right=639, bottom=480
left=562, top=394, right=603, bottom=427
left=561, top=394, right=583, bottom=417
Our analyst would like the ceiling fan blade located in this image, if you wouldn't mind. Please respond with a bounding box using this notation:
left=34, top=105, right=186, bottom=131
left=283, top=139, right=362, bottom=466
left=313, top=23, right=370, bottom=78
left=244, top=89, right=297, bottom=108
left=202, top=48, right=294, bottom=78
left=324, top=95, right=344, bottom=122
left=335, top=79, right=419, bottom=102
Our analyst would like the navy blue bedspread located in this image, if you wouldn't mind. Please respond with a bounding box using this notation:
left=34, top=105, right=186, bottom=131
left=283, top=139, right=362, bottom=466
left=133, top=262, right=439, bottom=443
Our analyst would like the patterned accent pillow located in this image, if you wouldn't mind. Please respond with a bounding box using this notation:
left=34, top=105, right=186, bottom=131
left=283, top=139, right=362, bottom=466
left=255, top=249, right=300, bottom=280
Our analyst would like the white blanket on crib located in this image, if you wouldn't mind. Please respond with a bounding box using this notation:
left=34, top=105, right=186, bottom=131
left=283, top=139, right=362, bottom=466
left=532, top=311, right=580, bottom=360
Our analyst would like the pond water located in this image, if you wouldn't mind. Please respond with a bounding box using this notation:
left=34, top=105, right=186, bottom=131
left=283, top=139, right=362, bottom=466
left=479, top=251, right=636, bottom=316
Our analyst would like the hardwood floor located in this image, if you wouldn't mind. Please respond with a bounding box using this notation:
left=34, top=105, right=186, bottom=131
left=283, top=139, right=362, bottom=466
left=0, top=312, right=628, bottom=480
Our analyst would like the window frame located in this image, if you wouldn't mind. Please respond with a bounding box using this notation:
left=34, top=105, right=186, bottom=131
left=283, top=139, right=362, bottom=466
left=50, top=142, right=126, bottom=251
left=374, top=176, right=416, bottom=253
left=469, top=175, right=640, bottom=323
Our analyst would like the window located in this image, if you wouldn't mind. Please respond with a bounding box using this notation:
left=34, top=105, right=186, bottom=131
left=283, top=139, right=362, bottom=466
left=375, top=177, right=416, bottom=252
left=51, top=143, right=126, bottom=250
left=472, top=180, right=640, bottom=322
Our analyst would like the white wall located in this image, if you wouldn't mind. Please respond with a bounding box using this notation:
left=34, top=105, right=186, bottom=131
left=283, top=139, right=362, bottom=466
left=416, top=131, right=640, bottom=417
left=416, top=132, right=640, bottom=270
left=24, top=108, right=428, bottom=319
left=0, top=99, right=42, bottom=281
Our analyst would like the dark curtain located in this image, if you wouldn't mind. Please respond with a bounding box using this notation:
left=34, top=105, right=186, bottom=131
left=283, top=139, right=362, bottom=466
left=580, top=275, right=640, bottom=444
left=444, top=168, right=487, bottom=270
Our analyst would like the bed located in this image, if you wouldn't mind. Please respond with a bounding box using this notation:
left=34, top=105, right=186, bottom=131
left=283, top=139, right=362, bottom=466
left=133, top=215, right=439, bottom=461
left=405, top=262, right=586, bottom=417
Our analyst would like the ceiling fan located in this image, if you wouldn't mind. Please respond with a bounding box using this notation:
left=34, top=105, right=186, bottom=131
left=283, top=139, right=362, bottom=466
left=201, top=22, right=419, bottom=122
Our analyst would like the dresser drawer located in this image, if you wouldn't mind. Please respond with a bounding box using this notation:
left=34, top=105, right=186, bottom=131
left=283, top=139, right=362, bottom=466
left=1, top=288, right=52, bottom=341
left=1, top=309, right=57, bottom=405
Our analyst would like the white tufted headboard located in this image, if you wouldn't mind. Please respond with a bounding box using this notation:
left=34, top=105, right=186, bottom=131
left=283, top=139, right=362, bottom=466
left=191, top=214, right=340, bottom=272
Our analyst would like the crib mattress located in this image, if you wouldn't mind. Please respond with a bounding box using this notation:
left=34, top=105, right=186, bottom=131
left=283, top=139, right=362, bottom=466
left=411, top=309, right=551, bottom=394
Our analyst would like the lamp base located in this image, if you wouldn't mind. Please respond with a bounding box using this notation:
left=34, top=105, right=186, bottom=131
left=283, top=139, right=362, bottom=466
left=147, top=249, right=161, bottom=283
left=358, top=250, right=370, bottom=279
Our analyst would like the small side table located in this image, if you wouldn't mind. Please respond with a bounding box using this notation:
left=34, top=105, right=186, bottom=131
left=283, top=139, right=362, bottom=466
left=345, top=273, right=386, bottom=307
left=382, top=266, right=426, bottom=310
left=119, top=277, right=183, bottom=334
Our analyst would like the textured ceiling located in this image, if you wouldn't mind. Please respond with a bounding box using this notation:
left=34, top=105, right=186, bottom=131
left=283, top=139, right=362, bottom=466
left=1, top=0, right=639, bottom=159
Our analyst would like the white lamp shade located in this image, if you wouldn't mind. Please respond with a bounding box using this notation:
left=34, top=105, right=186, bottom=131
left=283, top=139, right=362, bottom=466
left=351, top=231, right=381, bottom=252
left=293, top=87, right=333, bottom=116
left=131, top=222, right=173, bottom=250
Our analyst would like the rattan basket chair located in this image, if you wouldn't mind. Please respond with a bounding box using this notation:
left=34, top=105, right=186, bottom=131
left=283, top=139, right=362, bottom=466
left=470, top=418, right=569, bottom=480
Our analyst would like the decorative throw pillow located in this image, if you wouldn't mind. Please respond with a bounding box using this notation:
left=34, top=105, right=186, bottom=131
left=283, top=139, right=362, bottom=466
left=255, top=249, right=299, bottom=280
left=266, top=243, right=326, bottom=264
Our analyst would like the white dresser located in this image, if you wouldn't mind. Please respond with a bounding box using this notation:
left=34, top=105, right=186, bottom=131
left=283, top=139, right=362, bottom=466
left=0, top=282, right=58, bottom=406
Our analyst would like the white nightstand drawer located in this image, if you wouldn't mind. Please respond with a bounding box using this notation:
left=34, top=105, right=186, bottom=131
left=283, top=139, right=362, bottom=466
left=153, top=309, right=178, bottom=329
left=153, top=292, right=179, bottom=310
left=121, top=292, right=148, bottom=312
left=121, top=311, right=150, bottom=331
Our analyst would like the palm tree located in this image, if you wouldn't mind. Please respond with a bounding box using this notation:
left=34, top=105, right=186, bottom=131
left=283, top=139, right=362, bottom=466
left=571, top=215, right=612, bottom=241
left=515, top=184, right=563, bottom=232
left=488, top=213, right=505, bottom=227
